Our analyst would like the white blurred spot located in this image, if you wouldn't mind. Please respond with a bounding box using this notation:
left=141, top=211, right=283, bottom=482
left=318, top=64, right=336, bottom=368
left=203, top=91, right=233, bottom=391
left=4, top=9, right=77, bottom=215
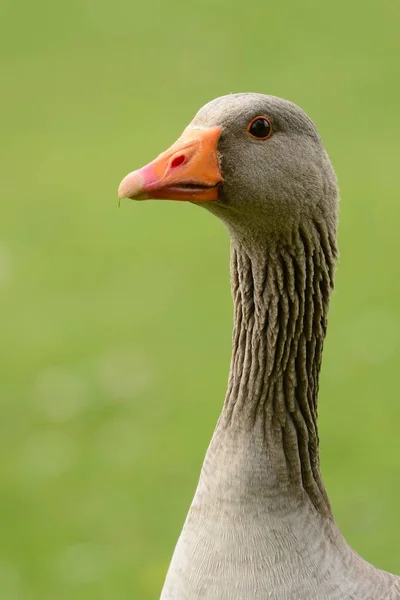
left=20, top=431, right=77, bottom=478
left=33, top=367, right=89, bottom=421
left=0, top=562, right=23, bottom=600
left=96, top=348, right=152, bottom=401
left=0, top=243, right=13, bottom=286
left=57, top=543, right=110, bottom=584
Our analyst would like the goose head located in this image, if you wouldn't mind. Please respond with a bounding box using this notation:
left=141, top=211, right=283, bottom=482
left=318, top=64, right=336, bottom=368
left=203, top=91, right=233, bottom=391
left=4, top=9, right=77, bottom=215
left=118, top=93, right=338, bottom=247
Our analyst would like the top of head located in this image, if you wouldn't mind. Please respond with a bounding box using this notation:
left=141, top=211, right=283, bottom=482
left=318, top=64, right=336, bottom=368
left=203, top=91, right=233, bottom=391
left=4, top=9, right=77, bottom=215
left=191, top=93, right=320, bottom=139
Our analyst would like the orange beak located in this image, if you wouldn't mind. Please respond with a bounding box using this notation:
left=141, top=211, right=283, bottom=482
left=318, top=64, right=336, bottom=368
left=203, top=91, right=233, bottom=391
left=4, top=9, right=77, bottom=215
left=118, top=126, right=223, bottom=202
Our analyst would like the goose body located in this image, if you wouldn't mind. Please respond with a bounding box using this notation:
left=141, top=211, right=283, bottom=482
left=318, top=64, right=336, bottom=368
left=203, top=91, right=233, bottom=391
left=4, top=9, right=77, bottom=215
left=118, top=93, right=400, bottom=600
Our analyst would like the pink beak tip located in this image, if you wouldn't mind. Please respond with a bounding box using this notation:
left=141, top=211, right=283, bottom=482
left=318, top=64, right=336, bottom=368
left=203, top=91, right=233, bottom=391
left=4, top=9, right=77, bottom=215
left=118, top=170, right=146, bottom=199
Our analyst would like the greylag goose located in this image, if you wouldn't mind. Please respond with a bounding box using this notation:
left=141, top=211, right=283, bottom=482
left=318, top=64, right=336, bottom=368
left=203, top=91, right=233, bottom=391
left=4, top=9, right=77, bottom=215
left=118, top=93, right=400, bottom=600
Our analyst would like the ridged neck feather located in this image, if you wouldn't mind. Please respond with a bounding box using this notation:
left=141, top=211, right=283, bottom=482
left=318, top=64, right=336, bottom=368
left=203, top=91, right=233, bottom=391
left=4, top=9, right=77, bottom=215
left=217, top=218, right=338, bottom=514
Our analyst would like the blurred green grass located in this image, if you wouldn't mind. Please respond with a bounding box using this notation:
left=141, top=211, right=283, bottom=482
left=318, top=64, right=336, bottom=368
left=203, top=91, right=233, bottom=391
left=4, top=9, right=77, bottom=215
left=0, top=0, right=399, bottom=597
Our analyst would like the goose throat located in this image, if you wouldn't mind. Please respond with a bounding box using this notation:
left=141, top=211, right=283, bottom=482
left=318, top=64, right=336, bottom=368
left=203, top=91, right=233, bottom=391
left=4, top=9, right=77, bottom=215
left=218, top=219, right=337, bottom=514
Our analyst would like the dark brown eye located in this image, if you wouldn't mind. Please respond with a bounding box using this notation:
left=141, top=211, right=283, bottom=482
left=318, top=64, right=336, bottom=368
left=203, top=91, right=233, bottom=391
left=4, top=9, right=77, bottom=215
left=247, top=116, right=272, bottom=140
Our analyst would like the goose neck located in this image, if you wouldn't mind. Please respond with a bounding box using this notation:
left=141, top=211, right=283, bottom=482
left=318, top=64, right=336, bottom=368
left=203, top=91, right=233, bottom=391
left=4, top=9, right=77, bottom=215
left=217, top=221, right=337, bottom=514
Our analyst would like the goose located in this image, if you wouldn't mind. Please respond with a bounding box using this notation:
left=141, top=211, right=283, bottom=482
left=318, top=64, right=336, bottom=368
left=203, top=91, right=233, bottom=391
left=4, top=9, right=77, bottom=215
left=118, top=93, right=400, bottom=600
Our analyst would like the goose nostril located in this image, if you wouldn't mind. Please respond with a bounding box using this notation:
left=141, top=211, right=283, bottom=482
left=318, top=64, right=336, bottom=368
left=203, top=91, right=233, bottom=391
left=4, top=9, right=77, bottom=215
left=170, top=154, right=186, bottom=169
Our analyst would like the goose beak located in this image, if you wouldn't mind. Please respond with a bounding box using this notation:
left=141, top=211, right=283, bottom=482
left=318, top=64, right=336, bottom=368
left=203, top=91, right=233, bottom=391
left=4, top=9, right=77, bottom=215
left=118, top=126, right=222, bottom=202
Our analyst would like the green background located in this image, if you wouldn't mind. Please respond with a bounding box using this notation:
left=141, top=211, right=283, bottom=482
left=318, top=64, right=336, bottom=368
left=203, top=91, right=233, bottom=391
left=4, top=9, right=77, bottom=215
left=1, top=0, right=399, bottom=598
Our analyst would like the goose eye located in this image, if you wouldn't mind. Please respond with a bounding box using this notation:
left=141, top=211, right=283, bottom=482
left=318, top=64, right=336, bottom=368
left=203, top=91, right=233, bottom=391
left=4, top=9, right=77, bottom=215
left=247, top=117, right=272, bottom=140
